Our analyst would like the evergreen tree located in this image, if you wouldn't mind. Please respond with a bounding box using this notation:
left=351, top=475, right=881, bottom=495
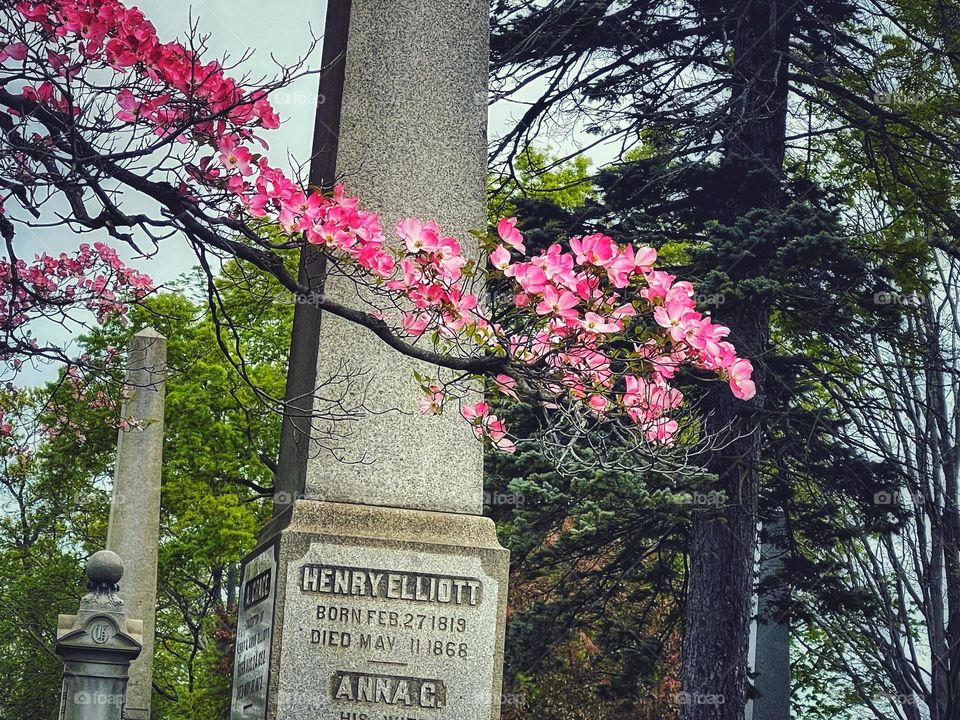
left=490, top=2, right=960, bottom=716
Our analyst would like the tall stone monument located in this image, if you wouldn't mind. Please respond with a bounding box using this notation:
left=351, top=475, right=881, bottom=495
left=106, top=328, right=167, bottom=720
left=230, top=2, right=509, bottom=719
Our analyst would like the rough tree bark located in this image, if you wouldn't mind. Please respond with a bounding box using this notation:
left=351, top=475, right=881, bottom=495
left=679, top=1, right=793, bottom=718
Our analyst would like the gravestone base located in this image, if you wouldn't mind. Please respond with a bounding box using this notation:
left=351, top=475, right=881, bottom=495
left=230, top=500, right=509, bottom=720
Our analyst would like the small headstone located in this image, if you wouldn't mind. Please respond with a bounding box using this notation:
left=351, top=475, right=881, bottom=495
left=231, top=538, right=279, bottom=719
left=56, top=550, right=143, bottom=720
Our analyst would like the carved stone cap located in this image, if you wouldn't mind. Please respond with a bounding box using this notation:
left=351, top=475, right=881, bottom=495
left=57, top=550, right=143, bottom=659
left=82, top=550, right=124, bottom=607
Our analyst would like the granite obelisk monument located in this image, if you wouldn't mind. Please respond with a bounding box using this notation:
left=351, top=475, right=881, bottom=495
left=229, top=3, right=508, bottom=720
left=106, top=328, right=167, bottom=720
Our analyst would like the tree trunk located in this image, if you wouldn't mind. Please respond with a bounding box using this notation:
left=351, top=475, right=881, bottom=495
left=923, top=292, right=960, bottom=719
left=679, top=1, right=793, bottom=718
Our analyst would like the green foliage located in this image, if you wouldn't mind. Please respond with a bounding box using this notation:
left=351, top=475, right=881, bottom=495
left=488, top=133, right=926, bottom=717
left=0, top=439, right=91, bottom=719
left=791, top=622, right=890, bottom=720
left=488, top=150, right=708, bottom=718
left=488, top=148, right=594, bottom=220
left=488, top=400, right=692, bottom=719
left=0, top=263, right=291, bottom=720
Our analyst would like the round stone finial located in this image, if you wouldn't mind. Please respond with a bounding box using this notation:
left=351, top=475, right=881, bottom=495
left=87, top=550, right=124, bottom=585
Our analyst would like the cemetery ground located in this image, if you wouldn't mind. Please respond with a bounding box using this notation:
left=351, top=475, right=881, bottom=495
left=1, top=1, right=960, bottom=720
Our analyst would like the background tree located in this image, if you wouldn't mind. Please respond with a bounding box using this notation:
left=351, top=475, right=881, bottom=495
left=788, top=252, right=960, bottom=720
left=487, top=154, right=693, bottom=719
left=489, top=1, right=960, bottom=717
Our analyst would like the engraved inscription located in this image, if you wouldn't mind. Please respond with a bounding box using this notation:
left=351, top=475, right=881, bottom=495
left=243, top=569, right=272, bottom=610
left=302, top=565, right=483, bottom=715
left=89, top=620, right=112, bottom=644
left=300, top=564, right=482, bottom=606
left=230, top=541, right=278, bottom=720
left=330, top=671, right=446, bottom=709
left=275, top=542, right=502, bottom=720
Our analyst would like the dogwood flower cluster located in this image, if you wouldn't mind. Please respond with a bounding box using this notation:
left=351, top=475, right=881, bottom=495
left=0, top=243, right=153, bottom=344
left=0, top=348, right=139, bottom=457
left=2, top=0, right=756, bottom=451
left=0, top=241, right=152, bottom=439
left=476, top=226, right=756, bottom=446
left=38, top=362, right=132, bottom=441
left=10, top=0, right=279, bottom=138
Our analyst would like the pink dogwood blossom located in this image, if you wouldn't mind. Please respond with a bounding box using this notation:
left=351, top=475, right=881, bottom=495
left=0, top=0, right=757, bottom=450
left=497, top=217, right=525, bottom=253
left=417, top=385, right=445, bottom=416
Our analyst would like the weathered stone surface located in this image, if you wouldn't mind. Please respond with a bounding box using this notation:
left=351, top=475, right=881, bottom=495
left=303, top=0, right=489, bottom=515
left=106, top=327, right=166, bottom=720
left=88, top=549, right=124, bottom=586
left=230, top=500, right=509, bottom=720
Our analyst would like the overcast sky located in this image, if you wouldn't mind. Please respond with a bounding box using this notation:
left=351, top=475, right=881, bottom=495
left=125, top=0, right=332, bottom=282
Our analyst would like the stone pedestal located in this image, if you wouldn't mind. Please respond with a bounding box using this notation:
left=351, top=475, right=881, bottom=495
left=230, top=502, right=508, bottom=720
left=56, top=551, right=144, bottom=720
